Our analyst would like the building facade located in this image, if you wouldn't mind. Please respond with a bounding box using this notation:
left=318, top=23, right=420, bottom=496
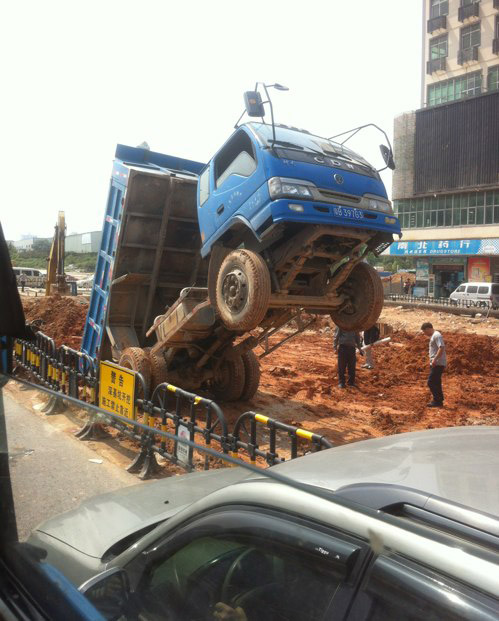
left=65, top=231, right=102, bottom=254
left=11, top=237, right=41, bottom=251
left=391, top=0, right=499, bottom=297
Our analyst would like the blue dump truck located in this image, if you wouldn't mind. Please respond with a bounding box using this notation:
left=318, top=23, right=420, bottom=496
left=82, top=86, right=401, bottom=401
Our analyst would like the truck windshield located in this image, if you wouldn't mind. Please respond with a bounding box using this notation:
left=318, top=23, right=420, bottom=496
left=248, top=122, right=373, bottom=170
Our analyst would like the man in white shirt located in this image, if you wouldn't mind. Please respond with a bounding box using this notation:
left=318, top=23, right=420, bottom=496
left=421, top=322, right=447, bottom=408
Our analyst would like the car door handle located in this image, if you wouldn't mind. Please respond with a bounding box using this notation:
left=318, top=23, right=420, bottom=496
left=217, top=204, right=224, bottom=215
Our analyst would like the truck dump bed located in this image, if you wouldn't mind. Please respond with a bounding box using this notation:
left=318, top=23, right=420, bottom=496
left=81, top=145, right=206, bottom=362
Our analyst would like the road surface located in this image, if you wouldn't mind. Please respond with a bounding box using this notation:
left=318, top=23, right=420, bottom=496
left=3, top=391, right=137, bottom=540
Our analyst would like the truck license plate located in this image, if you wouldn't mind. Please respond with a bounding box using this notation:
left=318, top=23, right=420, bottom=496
left=332, top=206, right=363, bottom=220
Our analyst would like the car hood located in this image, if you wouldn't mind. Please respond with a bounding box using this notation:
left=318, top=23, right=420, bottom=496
left=33, top=467, right=249, bottom=559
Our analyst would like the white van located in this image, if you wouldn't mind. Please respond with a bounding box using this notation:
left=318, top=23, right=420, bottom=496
left=12, top=267, right=43, bottom=277
left=449, top=282, right=499, bottom=309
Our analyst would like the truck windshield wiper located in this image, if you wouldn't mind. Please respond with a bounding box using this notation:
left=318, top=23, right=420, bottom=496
left=268, top=140, right=305, bottom=150
left=270, top=140, right=327, bottom=159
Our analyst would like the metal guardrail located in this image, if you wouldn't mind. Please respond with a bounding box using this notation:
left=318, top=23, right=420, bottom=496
left=231, top=411, right=332, bottom=466
left=11, top=337, right=333, bottom=479
left=385, top=294, right=497, bottom=310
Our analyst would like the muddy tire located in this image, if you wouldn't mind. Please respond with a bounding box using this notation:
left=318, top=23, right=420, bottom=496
left=210, top=356, right=245, bottom=402
left=215, top=249, right=271, bottom=331
left=208, top=246, right=231, bottom=308
left=330, top=262, right=384, bottom=332
left=118, top=347, right=152, bottom=397
left=240, top=350, right=260, bottom=401
left=149, top=351, right=169, bottom=391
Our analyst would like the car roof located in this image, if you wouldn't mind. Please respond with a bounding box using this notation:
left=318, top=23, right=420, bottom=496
left=460, top=282, right=492, bottom=287
left=269, top=426, right=499, bottom=517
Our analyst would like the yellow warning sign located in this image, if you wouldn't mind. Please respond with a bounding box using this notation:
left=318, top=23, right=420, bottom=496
left=99, top=360, right=136, bottom=424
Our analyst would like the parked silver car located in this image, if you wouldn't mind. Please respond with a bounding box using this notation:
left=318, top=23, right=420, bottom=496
left=29, top=427, right=499, bottom=620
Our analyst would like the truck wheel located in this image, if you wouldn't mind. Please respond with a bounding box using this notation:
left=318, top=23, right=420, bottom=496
left=210, top=356, right=245, bottom=402
left=149, top=351, right=169, bottom=390
left=208, top=246, right=231, bottom=308
left=118, top=347, right=152, bottom=397
left=330, top=262, right=384, bottom=332
left=215, top=249, right=271, bottom=331
left=240, top=350, right=260, bottom=401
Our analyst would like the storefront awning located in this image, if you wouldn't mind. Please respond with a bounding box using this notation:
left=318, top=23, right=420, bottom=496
left=390, top=239, right=499, bottom=256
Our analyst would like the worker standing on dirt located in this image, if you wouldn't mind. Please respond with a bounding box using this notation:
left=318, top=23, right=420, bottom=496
left=362, top=324, right=380, bottom=370
left=334, top=328, right=363, bottom=388
left=421, top=322, right=447, bottom=408
left=19, top=273, right=26, bottom=293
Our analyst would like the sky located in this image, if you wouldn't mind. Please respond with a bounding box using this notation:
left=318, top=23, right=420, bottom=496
left=0, top=0, right=423, bottom=241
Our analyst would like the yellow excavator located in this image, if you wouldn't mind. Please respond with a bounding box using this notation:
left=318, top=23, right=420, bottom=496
left=45, top=211, right=69, bottom=296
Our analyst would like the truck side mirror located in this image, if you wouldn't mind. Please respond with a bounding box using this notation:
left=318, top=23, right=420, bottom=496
left=244, top=91, right=265, bottom=117
left=379, top=145, right=395, bottom=170
left=79, top=567, right=130, bottom=620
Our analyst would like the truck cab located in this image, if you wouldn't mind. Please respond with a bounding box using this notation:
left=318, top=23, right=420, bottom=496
left=198, top=121, right=401, bottom=333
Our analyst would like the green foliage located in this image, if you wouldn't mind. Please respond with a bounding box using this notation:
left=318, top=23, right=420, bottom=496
left=366, top=253, right=416, bottom=274
left=8, top=245, right=97, bottom=272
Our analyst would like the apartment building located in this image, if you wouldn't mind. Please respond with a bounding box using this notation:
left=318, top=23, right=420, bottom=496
left=391, top=0, right=499, bottom=297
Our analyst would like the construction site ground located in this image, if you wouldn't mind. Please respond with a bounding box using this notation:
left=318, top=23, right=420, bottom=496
left=8, top=293, right=499, bottom=476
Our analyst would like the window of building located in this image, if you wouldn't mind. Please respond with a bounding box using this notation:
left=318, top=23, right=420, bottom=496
left=394, top=190, right=499, bottom=229
left=461, top=23, right=480, bottom=51
left=488, top=65, right=499, bottom=92
left=460, top=0, right=479, bottom=6
left=430, top=34, right=448, bottom=59
left=427, top=71, right=482, bottom=105
left=430, top=0, right=448, bottom=18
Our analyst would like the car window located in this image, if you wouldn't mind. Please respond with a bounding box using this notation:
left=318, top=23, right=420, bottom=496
left=138, top=534, right=338, bottom=620
left=352, top=555, right=498, bottom=621
left=478, top=286, right=489, bottom=294
left=467, top=286, right=478, bottom=294
left=456, top=285, right=465, bottom=292
left=133, top=510, right=360, bottom=621
left=215, top=130, right=257, bottom=189
left=199, top=167, right=210, bottom=206
left=492, top=284, right=499, bottom=295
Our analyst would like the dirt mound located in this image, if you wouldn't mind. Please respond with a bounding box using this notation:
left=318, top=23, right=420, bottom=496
left=447, top=334, right=499, bottom=375
left=250, top=327, right=499, bottom=445
left=22, top=295, right=88, bottom=349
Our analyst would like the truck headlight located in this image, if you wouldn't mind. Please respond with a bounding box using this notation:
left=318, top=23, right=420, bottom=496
left=268, top=177, right=314, bottom=200
left=367, top=198, right=393, bottom=214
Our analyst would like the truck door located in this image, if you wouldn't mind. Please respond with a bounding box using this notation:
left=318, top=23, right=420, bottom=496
left=198, top=129, right=259, bottom=247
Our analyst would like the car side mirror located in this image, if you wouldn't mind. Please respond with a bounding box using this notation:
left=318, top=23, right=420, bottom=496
left=244, top=91, right=265, bottom=117
left=79, top=567, right=130, bottom=621
left=379, top=144, right=395, bottom=170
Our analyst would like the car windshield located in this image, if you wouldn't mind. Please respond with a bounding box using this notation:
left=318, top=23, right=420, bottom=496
left=248, top=122, right=374, bottom=169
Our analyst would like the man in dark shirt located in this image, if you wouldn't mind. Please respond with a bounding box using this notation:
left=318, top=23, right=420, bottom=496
left=333, top=328, right=363, bottom=388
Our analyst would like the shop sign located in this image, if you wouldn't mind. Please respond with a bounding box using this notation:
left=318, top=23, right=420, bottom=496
left=390, top=239, right=499, bottom=256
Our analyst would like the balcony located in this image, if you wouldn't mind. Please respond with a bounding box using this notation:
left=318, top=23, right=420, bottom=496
left=458, top=2, right=479, bottom=22
left=458, top=46, right=479, bottom=64
left=427, top=14, right=446, bottom=33
left=426, top=57, right=447, bottom=74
